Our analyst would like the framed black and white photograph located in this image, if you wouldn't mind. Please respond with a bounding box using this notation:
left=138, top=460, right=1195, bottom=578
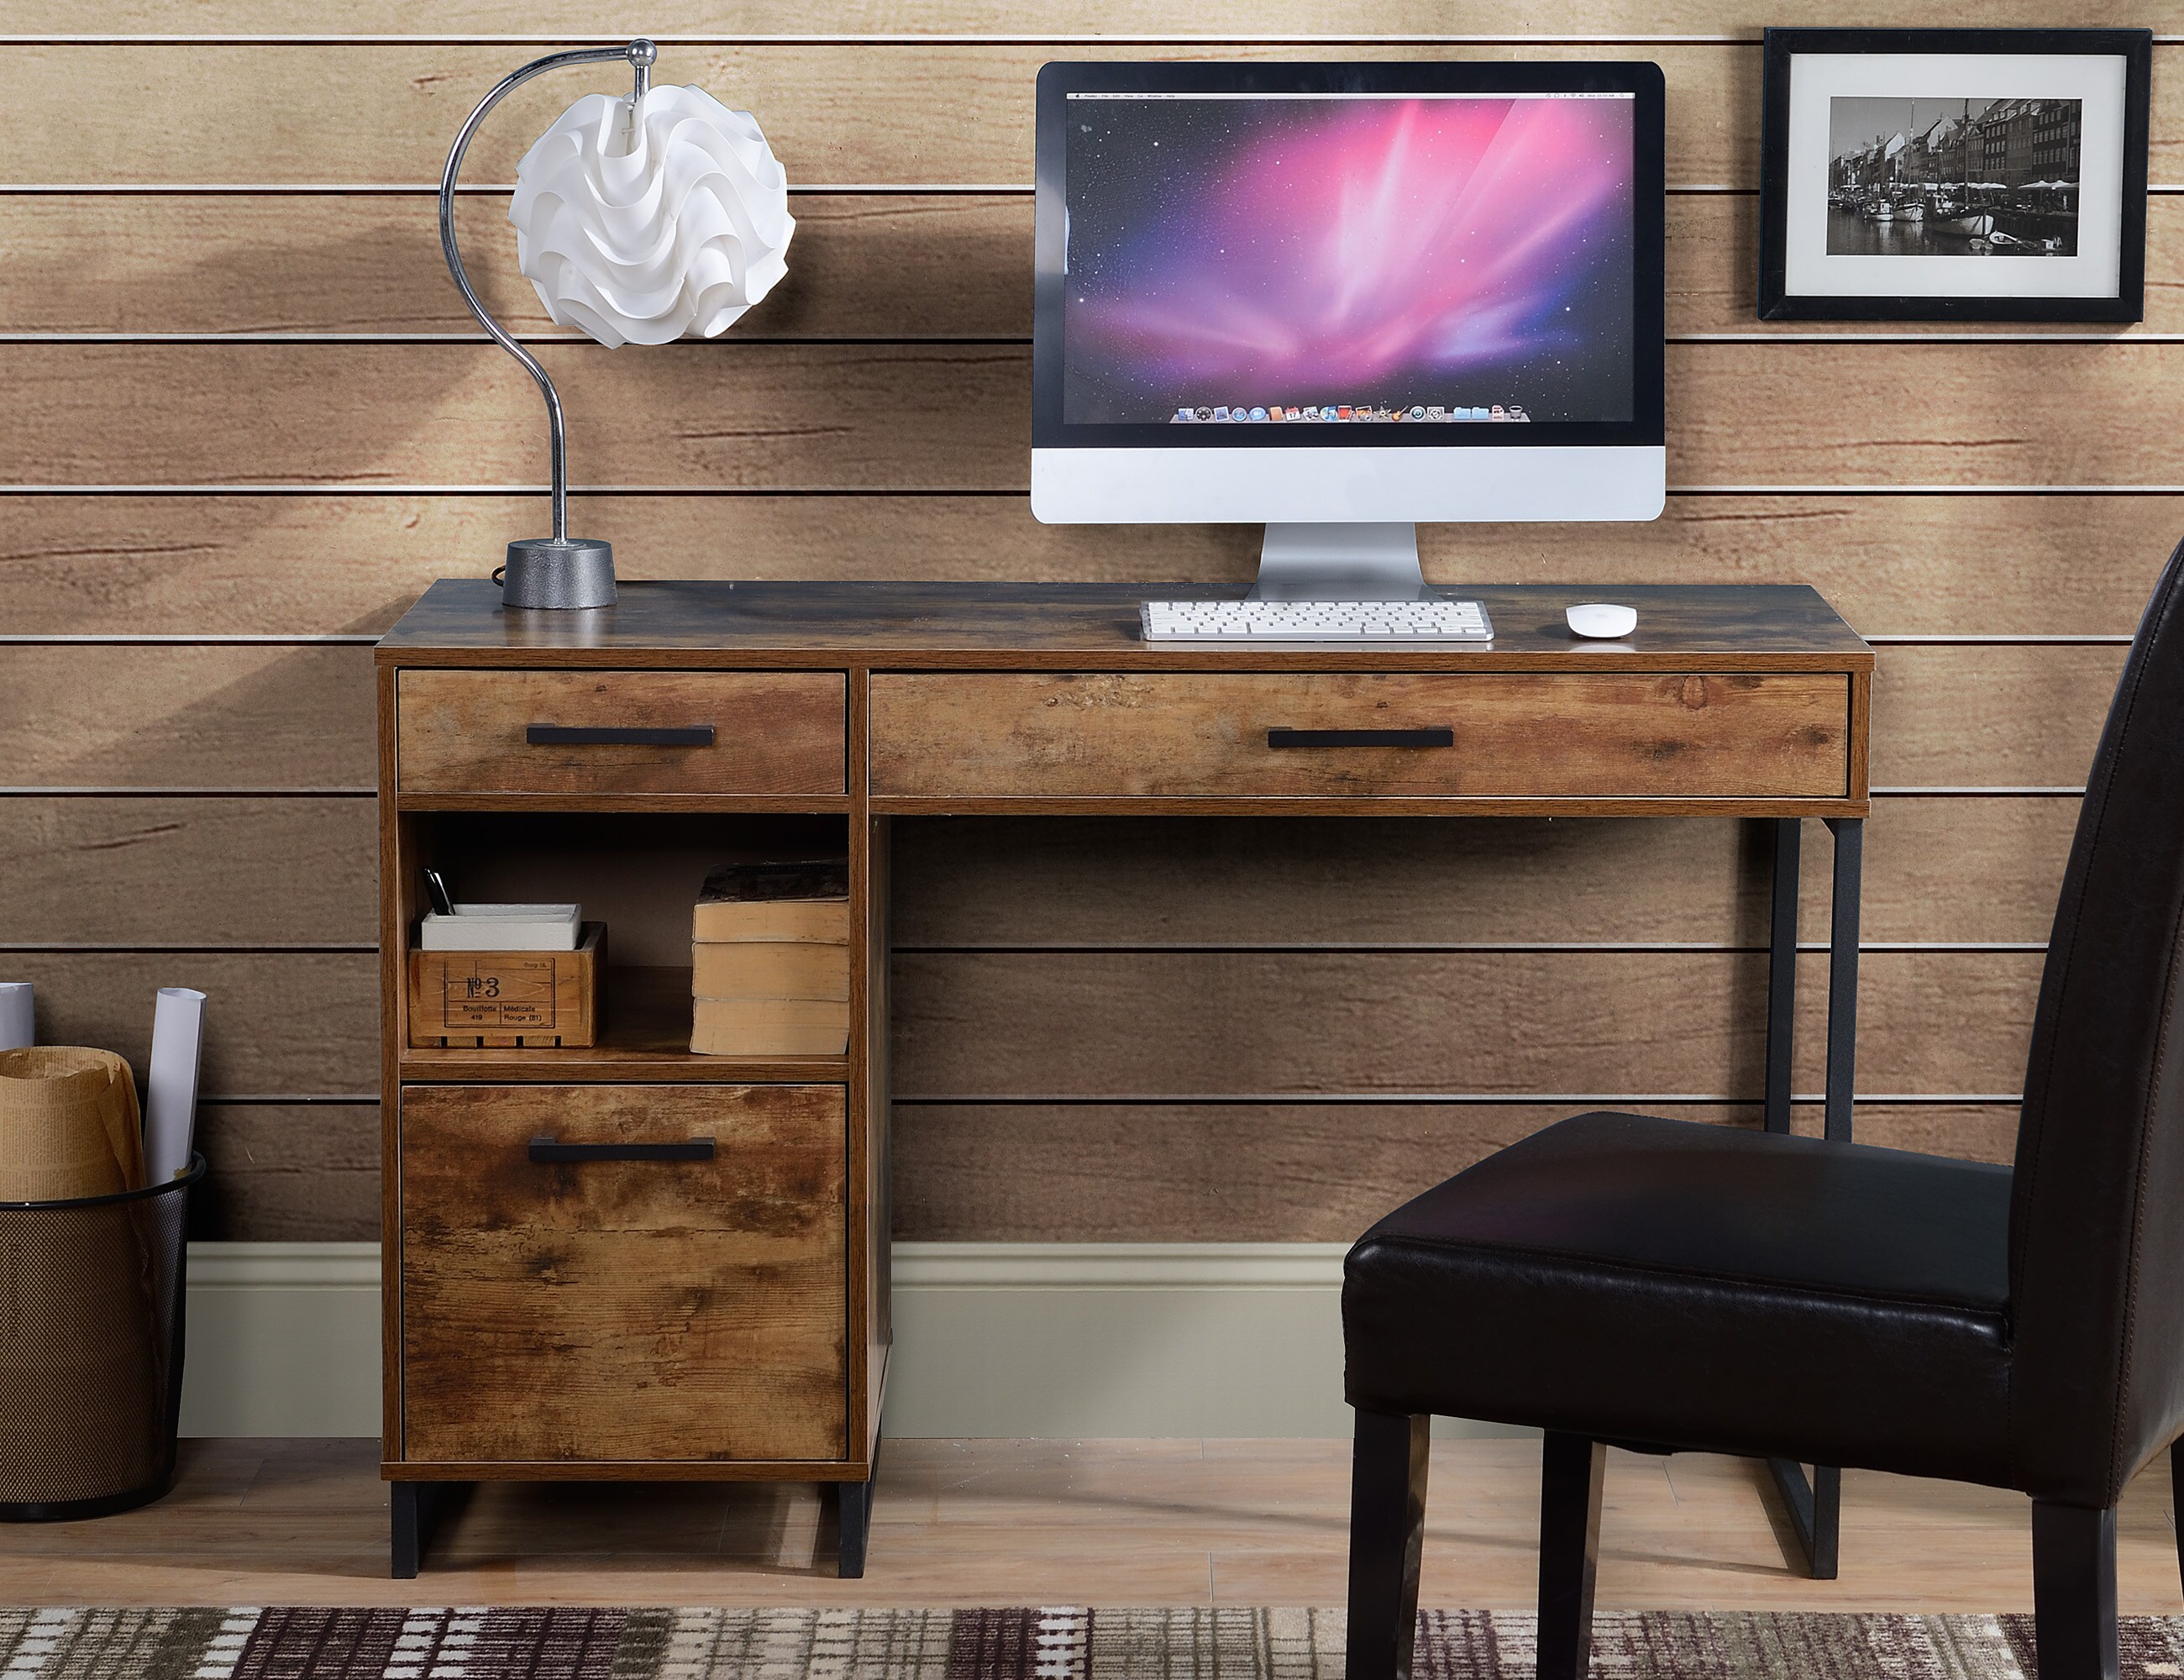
left=1759, top=29, right=2150, bottom=321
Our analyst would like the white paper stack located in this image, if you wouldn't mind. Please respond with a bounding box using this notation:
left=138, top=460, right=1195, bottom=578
left=419, top=904, right=582, bottom=952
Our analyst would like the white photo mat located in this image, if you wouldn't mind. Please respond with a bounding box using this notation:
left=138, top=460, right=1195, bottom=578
left=1783, top=51, right=2128, bottom=300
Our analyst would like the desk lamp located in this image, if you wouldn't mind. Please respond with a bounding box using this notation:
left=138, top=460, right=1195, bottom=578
left=441, top=39, right=794, bottom=609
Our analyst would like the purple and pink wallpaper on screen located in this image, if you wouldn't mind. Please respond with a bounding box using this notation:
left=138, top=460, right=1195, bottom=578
left=1062, top=94, right=1637, bottom=426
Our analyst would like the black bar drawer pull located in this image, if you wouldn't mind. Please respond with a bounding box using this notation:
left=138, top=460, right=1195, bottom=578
left=1267, top=727, right=1455, bottom=749
left=525, top=724, right=716, bottom=748
left=528, top=1136, right=716, bottom=1163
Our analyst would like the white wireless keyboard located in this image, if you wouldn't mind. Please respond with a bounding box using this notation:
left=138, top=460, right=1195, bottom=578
left=1141, top=597, right=1494, bottom=644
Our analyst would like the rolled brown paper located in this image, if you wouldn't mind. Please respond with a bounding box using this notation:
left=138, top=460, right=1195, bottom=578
left=0, top=1047, right=144, bottom=1201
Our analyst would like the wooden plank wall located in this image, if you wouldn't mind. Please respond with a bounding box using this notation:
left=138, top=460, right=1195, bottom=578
left=3, top=3, right=2172, bottom=1243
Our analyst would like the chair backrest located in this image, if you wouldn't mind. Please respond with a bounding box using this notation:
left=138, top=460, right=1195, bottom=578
left=2010, top=534, right=2184, bottom=1507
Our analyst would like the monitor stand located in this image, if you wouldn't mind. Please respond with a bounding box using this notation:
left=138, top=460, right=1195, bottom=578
left=1247, top=522, right=1434, bottom=601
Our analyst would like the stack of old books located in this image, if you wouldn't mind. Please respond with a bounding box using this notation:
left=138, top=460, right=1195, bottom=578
left=690, top=860, right=851, bottom=1056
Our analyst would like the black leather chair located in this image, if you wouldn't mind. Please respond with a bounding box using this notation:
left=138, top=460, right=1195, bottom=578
left=1341, top=538, right=2184, bottom=1680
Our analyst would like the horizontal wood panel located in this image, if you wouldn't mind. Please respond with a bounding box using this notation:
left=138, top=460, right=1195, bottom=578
left=892, top=799, right=2082, bottom=948
left=893, top=1100, right=2022, bottom=1242
left=14, top=193, right=2180, bottom=341
left=0, top=641, right=2106, bottom=791
left=9, top=44, right=2179, bottom=192
left=0, top=795, right=2079, bottom=952
left=0, top=195, right=1036, bottom=341
left=192, top=1100, right=379, bottom=1241
left=5, top=342, right=2181, bottom=489
left=0, top=45, right=1746, bottom=191
left=3, top=493, right=2176, bottom=638
left=892, top=948, right=2045, bottom=1098
left=0, top=796, right=375, bottom=945
left=1871, top=642, right=2123, bottom=787
left=1671, top=346, right=2184, bottom=488
left=8, top=950, right=377, bottom=1095
left=871, top=670, right=1851, bottom=803
left=0, top=343, right=1025, bottom=489
left=0, top=644, right=374, bottom=787
left=0, top=946, right=2040, bottom=1104
left=10, top=2, right=2120, bottom=33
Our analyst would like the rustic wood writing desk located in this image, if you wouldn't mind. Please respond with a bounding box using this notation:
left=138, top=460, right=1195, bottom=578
left=375, top=579, right=1874, bottom=1580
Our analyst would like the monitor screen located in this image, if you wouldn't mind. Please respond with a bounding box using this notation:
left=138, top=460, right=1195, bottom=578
left=1060, top=90, right=1638, bottom=429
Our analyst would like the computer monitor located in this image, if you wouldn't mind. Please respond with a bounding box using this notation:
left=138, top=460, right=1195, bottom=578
left=1031, top=60, right=1667, bottom=599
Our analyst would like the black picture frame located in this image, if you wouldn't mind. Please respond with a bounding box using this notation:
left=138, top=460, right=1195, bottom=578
left=1757, top=28, right=2150, bottom=322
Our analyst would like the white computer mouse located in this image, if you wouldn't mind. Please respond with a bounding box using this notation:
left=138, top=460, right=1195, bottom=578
left=1567, top=602, right=1638, bottom=639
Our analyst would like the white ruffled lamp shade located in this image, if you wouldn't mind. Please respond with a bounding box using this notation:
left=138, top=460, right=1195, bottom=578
left=510, top=83, right=795, bottom=349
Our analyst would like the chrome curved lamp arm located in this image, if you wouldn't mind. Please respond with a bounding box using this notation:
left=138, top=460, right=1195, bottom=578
left=438, top=39, right=655, bottom=543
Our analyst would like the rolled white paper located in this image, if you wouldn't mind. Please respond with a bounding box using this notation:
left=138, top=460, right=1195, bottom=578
left=0, top=982, right=30, bottom=1052
left=144, top=986, right=207, bottom=1184
left=510, top=82, right=795, bottom=348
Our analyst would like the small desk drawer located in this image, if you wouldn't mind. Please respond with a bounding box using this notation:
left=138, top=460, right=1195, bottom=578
left=399, top=1083, right=846, bottom=1464
left=397, top=669, right=845, bottom=796
left=869, top=671, right=1851, bottom=801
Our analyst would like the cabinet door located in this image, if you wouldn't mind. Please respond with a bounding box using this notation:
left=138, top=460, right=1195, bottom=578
left=399, top=1083, right=847, bottom=1464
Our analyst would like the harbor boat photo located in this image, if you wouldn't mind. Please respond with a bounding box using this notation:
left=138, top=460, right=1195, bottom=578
left=1826, top=95, right=2081, bottom=258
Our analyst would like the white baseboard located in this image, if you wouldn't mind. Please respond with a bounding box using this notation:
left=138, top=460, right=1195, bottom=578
left=181, top=1242, right=1525, bottom=1441
left=181, top=1242, right=383, bottom=1437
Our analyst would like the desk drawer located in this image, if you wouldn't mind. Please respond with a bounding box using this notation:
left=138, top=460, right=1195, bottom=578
left=869, top=671, right=1850, bottom=801
left=399, top=1083, right=846, bottom=1464
left=397, top=669, right=845, bottom=796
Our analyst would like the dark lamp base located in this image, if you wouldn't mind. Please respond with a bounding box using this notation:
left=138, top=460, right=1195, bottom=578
left=499, top=538, right=616, bottom=610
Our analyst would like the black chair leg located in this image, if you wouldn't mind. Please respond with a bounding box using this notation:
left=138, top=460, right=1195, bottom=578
left=1537, top=1435, right=1607, bottom=1680
left=2032, top=1501, right=2118, bottom=1680
left=1345, top=1408, right=1431, bottom=1680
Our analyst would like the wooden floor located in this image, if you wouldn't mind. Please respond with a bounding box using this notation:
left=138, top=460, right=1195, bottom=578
left=0, top=1438, right=2176, bottom=1609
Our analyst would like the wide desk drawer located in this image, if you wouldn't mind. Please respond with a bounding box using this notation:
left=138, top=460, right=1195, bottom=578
left=869, top=670, right=1851, bottom=801
left=399, top=1083, right=846, bottom=1464
left=396, top=669, right=845, bottom=796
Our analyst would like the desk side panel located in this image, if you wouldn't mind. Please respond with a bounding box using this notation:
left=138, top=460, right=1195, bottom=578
left=378, top=663, right=403, bottom=1467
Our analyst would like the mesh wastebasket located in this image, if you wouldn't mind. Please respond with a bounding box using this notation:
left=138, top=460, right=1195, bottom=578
left=0, top=1153, right=204, bottom=1520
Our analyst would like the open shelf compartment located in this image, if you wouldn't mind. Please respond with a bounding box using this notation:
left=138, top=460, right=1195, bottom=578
left=394, top=811, right=853, bottom=1080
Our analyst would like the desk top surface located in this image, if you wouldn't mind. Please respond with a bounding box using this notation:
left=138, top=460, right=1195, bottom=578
left=379, top=580, right=1871, bottom=671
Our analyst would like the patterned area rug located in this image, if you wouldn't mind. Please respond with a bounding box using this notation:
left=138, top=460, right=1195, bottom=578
left=6, top=1605, right=2183, bottom=1678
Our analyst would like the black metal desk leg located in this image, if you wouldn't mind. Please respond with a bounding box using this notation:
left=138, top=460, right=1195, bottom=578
left=1765, top=817, right=1801, bottom=1136
left=1760, top=819, right=1859, bottom=1581
left=1824, top=817, right=1863, bottom=1145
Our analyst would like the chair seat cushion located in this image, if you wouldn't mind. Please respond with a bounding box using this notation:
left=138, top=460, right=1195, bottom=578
left=1342, top=1111, right=2016, bottom=1485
